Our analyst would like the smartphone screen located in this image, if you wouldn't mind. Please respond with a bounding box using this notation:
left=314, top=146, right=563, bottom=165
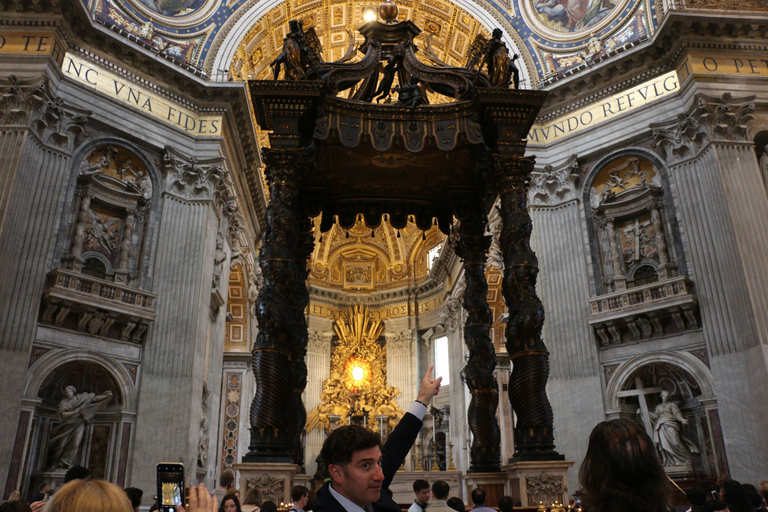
left=157, top=463, right=184, bottom=512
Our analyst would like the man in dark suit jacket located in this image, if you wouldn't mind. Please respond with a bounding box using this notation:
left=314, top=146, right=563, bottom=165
left=312, top=367, right=442, bottom=512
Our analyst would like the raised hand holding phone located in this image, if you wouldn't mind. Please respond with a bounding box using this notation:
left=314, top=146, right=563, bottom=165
left=176, top=483, right=218, bottom=512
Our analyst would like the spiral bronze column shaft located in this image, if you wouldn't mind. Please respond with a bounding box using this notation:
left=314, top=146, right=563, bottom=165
left=455, top=217, right=501, bottom=473
left=495, top=155, right=562, bottom=461
left=286, top=216, right=315, bottom=470
left=245, top=147, right=311, bottom=462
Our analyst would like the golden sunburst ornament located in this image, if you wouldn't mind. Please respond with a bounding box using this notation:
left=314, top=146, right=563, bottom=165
left=343, top=356, right=372, bottom=392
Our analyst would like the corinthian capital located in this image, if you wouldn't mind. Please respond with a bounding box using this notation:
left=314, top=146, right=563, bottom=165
left=163, top=148, right=229, bottom=205
left=653, top=93, right=755, bottom=164
left=0, top=75, right=90, bottom=153
left=528, top=155, right=580, bottom=207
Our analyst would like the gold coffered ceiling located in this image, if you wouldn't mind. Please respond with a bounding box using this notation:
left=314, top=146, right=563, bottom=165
left=229, top=0, right=490, bottom=81
left=310, top=215, right=444, bottom=292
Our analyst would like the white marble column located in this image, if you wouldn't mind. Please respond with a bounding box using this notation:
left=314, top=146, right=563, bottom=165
left=653, top=92, right=768, bottom=483
left=527, top=162, right=603, bottom=487
left=304, top=329, right=331, bottom=475
left=0, top=76, right=88, bottom=495
left=130, top=151, right=228, bottom=494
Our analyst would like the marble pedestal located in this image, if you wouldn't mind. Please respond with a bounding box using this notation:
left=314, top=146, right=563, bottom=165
left=233, top=463, right=301, bottom=506
left=502, top=461, right=574, bottom=508
left=462, top=472, right=508, bottom=508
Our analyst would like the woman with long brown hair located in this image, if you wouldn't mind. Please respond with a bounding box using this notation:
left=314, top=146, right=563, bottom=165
left=579, top=419, right=671, bottom=512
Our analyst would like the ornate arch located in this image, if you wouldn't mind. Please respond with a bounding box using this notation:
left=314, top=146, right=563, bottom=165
left=25, top=349, right=137, bottom=411
left=605, top=350, right=715, bottom=412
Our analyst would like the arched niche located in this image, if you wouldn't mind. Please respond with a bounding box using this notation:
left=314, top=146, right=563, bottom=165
left=605, top=351, right=724, bottom=478
left=20, top=351, right=137, bottom=492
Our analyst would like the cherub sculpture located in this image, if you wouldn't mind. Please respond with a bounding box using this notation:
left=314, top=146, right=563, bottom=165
left=466, top=28, right=520, bottom=89
left=393, top=78, right=426, bottom=108
left=270, top=20, right=323, bottom=80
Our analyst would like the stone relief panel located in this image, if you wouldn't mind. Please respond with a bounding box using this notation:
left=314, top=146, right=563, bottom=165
left=586, top=154, right=698, bottom=346
left=589, top=155, right=671, bottom=291
left=40, top=144, right=158, bottom=343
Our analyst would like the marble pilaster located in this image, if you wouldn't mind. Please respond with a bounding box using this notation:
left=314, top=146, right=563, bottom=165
left=0, top=75, right=88, bottom=497
left=528, top=160, right=604, bottom=487
left=130, top=151, right=228, bottom=496
left=653, top=92, right=768, bottom=483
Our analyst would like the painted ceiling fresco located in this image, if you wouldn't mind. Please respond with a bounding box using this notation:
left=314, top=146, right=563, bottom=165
left=88, top=0, right=667, bottom=83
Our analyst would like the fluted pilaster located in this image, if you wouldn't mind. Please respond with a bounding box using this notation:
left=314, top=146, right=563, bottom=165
left=0, top=75, right=89, bottom=492
left=653, top=92, right=768, bottom=482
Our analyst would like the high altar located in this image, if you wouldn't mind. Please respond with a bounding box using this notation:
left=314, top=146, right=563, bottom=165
left=235, top=1, right=572, bottom=507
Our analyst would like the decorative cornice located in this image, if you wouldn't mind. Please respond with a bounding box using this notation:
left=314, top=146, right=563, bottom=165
left=652, top=92, right=754, bottom=164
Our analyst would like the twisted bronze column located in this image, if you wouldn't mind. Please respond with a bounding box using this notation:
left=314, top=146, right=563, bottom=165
left=286, top=215, right=315, bottom=470
left=246, top=147, right=313, bottom=462
left=455, top=217, right=501, bottom=473
left=495, top=155, right=562, bottom=461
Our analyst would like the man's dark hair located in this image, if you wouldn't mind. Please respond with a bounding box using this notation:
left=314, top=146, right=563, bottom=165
left=687, top=488, right=707, bottom=508
left=63, top=466, right=91, bottom=483
left=262, top=501, right=278, bottom=512
left=497, top=496, right=514, bottom=512
left=38, top=483, right=48, bottom=492
left=742, top=484, right=763, bottom=509
left=702, top=499, right=728, bottom=512
left=579, top=419, right=670, bottom=512
left=447, top=497, right=465, bottom=512
left=471, top=489, right=486, bottom=506
left=413, top=480, right=430, bottom=493
left=125, top=487, right=143, bottom=509
left=698, top=482, right=718, bottom=498
left=320, top=425, right=381, bottom=467
left=291, top=486, right=309, bottom=503
left=432, top=481, right=450, bottom=500
left=219, top=469, right=236, bottom=489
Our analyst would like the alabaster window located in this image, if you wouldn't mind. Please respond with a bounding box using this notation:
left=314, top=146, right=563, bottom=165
left=434, top=335, right=450, bottom=385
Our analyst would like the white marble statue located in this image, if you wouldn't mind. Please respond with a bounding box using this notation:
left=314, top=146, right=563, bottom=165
left=47, top=385, right=113, bottom=468
left=649, top=390, right=699, bottom=467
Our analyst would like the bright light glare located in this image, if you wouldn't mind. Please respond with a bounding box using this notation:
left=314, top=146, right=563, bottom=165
left=434, top=336, right=450, bottom=386
left=363, top=9, right=377, bottom=22
left=352, top=366, right=365, bottom=381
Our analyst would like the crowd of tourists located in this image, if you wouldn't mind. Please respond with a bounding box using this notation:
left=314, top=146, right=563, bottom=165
left=1, top=372, right=766, bottom=512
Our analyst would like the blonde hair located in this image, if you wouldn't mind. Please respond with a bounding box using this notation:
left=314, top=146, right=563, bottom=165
left=47, top=479, right=133, bottom=512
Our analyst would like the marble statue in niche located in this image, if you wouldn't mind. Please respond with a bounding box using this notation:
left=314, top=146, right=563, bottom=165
left=47, top=385, right=113, bottom=469
left=650, top=389, right=700, bottom=468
